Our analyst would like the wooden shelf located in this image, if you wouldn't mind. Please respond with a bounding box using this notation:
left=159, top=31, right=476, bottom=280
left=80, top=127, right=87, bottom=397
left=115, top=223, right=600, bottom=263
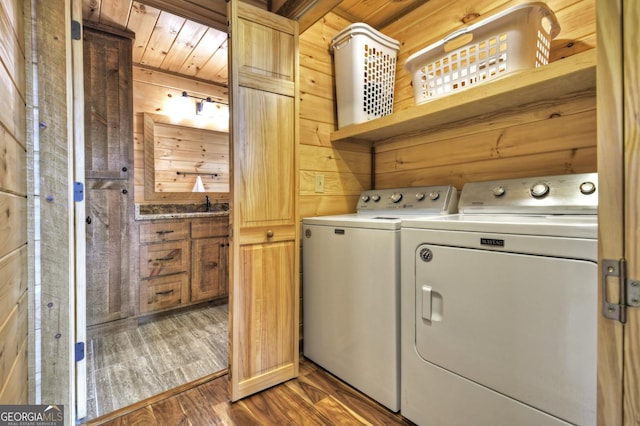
left=330, top=49, right=597, bottom=144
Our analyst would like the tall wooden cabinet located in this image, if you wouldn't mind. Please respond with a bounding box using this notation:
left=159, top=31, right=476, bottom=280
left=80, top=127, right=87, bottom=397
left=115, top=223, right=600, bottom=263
left=83, top=25, right=135, bottom=327
left=228, top=0, right=300, bottom=401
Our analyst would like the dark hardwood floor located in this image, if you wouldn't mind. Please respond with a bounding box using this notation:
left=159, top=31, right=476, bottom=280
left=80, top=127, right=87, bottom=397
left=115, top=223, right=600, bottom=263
left=88, top=358, right=414, bottom=425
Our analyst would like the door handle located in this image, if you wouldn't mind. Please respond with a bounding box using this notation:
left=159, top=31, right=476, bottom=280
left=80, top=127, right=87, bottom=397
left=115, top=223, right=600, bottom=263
left=421, top=285, right=443, bottom=322
left=421, top=285, right=432, bottom=321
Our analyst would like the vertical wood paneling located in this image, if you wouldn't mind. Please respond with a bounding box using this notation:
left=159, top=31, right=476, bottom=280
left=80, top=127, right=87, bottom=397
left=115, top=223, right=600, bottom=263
left=0, top=0, right=27, bottom=405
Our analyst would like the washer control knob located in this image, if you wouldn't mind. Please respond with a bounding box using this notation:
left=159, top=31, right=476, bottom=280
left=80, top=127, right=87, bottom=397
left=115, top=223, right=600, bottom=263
left=579, top=181, right=596, bottom=195
left=530, top=182, right=550, bottom=198
left=371, top=194, right=381, bottom=202
left=415, top=192, right=426, bottom=201
left=492, top=186, right=506, bottom=197
left=390, top=192, right=403, bottom=203
left=428, top=192, right=440, bottom=201
left=361, top=195, right=370, bottom=202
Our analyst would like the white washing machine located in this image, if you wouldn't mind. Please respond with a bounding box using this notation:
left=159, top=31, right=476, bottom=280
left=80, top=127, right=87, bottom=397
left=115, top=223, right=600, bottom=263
left=302, top=185, right=458, bottom=412
left=401, top=173, right=598, bottom=426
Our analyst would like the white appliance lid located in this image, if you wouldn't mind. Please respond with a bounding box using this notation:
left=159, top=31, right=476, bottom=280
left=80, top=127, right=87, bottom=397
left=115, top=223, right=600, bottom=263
left=303, top=213, right=403, bottom=230
left=402, top=213, right=597, bottom=239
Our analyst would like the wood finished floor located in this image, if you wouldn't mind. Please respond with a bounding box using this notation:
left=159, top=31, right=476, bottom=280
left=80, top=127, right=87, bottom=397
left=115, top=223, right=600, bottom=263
left=86, top=303, right=229, bottom=420
left=89, top=358, right=414, bottom=426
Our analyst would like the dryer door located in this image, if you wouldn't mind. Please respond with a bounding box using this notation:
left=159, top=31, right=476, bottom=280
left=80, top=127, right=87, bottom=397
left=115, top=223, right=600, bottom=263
left=414, top=243, right=596, bottom=426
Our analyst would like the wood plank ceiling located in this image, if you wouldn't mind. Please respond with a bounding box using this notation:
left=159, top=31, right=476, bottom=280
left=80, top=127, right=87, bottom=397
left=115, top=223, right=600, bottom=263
left=81, top=0, right=428, bottom=86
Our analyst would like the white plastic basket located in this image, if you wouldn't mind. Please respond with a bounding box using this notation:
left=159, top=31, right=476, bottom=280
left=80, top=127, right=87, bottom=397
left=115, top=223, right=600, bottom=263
left=405, top=2, right=560, bottom=104
left=331, top=23, right=400, bottom=129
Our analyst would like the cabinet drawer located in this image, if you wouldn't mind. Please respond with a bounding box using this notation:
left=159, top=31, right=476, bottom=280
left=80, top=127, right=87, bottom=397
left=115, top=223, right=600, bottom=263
left=139, top=240, right=189, bottom=278
left=191, top=218, right=229, bottom=239
left=140, top=221, right=189, bottom=243
left=139, top=274, right=188, bottom=313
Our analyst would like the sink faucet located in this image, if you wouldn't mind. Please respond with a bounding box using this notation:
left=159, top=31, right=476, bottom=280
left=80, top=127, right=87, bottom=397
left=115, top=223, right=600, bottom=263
left=205, top=195, right=211, bottom=212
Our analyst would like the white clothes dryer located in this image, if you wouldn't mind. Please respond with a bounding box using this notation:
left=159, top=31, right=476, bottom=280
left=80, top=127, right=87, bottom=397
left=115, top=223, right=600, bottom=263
left=302, top=185, right=457, bottom=412
left=400, top=173, right=598, bottom=426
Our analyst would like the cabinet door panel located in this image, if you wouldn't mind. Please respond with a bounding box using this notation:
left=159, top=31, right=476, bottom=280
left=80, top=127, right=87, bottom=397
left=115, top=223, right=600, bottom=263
left=237, top=87, right=295, bottom=226
left=83, top=27, right=133, bottom=180
left=234, top=242, right=297, bottom=379
left=191, top=237, right=227, bottom=302
left=85, top=180, right=131, bottom=326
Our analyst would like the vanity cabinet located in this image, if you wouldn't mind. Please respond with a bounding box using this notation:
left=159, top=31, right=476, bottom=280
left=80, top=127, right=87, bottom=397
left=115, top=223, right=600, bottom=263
left=138, top=216, right=229, bottom=314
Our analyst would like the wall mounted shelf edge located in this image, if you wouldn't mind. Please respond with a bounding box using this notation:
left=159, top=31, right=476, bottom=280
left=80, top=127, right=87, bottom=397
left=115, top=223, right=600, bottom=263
left=330, top=49, right=597, bottom=144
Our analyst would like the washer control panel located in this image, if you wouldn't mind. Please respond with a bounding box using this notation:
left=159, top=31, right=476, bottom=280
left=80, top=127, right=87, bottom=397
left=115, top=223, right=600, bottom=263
left=459, top=173, right=598, bottom=214
left=356, top=185, right=458, bottom=214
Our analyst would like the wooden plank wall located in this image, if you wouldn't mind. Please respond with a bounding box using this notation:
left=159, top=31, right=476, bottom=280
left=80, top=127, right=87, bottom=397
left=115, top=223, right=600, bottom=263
left=149, top=121, right=229, bottom=193
left=377, top=0, right=597, bottom=190
left=299, top=14, right=372, bottom=218
left=0, top=0, right=28, bottom=404
left=132, top=66, right=229, bottom=204
left=298, top=0, right=596, bottom=217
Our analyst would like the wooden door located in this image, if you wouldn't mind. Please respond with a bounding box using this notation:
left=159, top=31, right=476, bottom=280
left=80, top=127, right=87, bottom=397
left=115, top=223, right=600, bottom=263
left=597, top=0, right=639, bottom=423
left=85, top=181, right=132, bottom=325
left=83, top=25, right=134, bottom=326
left=228, top=0, right=299, bottom=401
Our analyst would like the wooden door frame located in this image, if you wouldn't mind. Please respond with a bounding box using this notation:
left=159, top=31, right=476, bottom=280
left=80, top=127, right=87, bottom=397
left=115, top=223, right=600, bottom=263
left=596, top=0, right=640, bottom=424
left=621, top=0, right=640, bottom=422
left=25, top=0, right=78, bottom=421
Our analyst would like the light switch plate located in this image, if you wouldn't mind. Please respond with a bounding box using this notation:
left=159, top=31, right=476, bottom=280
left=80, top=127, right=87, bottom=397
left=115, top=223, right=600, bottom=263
left=315, top=174, right=325, bottom=193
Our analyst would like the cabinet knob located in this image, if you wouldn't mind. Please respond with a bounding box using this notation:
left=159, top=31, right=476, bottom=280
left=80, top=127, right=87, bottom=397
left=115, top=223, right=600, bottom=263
left=122, top=189, right=128, bottom=194
left=266, top=229, right=274, bottom=238
left=122, top=166, right=128, bottom=172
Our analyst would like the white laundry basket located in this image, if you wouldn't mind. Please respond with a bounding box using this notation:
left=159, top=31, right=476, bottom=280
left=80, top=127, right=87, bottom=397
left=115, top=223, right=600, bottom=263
left=331, top=23, right=400, bottom=129
left=405, top=2, right=560, bottom=104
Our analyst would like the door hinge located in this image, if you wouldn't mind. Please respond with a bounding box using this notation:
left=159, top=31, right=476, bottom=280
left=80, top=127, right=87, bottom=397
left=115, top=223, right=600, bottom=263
left=74, top=181, right=84, bottom=202
left=602, top=258, right=640, bottom=323
left=75, top=341, right=85, bottom=362
left=71, top=20, right=81, bottom=40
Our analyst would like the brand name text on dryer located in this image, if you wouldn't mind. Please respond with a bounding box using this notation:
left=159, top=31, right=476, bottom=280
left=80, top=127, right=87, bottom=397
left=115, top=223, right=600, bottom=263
left=480, top=238, right=505, bottom=247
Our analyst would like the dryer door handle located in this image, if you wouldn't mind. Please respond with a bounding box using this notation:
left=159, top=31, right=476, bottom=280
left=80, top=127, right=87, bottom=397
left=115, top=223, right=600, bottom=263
left=421, top=285, right=432, bottom=321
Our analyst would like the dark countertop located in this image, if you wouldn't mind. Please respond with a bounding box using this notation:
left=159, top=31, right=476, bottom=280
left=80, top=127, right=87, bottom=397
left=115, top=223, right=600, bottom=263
left=135, top=203, right=229, bottom=221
